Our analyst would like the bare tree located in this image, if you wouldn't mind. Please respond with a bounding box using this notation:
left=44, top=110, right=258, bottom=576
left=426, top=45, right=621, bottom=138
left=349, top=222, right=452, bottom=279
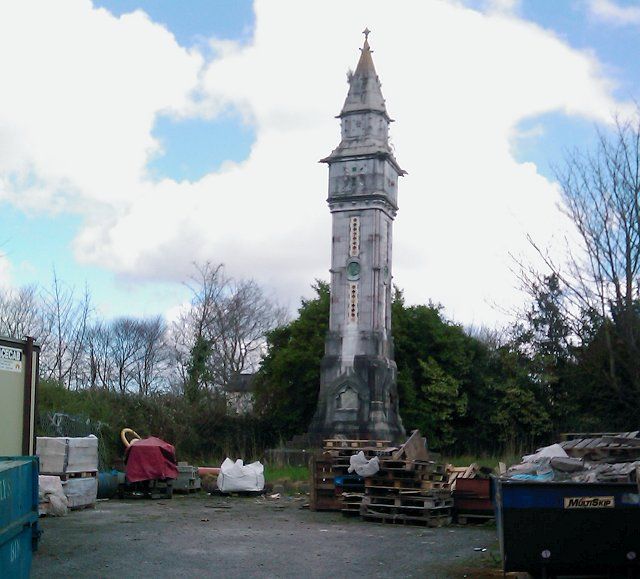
left=85, top=322, right=115, bottom=390
left=171, top=262, right=287, bottom=396
left=524, top=113, right=640, bottom=395
left=132, top=316, right=169, bottom=395
left=0, top=284, right=48, bottom=342
left=40, top=272, right=92, bottom=388
left=109, top=317, right=144, bottom=394
left=208, top=278, right=287, bottom=386
left=169, top=262, right=226, bottom=392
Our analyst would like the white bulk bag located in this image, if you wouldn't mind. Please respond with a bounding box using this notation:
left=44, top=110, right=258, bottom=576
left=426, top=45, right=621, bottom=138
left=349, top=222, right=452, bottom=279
left=38, top=475, right=68, bottom=516
left=217, top=458, right=265, bottom=493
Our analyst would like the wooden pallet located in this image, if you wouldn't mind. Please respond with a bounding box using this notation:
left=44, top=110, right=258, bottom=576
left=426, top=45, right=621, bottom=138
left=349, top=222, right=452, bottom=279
left=373, top=472, right=446, bottom=483
left=310, top=455, right=340, bottom=511
left=42, top=470, right=98, bottom=481
left=367, top=495, right=453, bottom=509
left=378, top=459, right=443, bottom=473
left=560, top=434, right=640, bottom=462
left=365, top=479, right=450, bottom=492
left=364, top=500, right=451, bottom=514
left=327, top=446, right=395, bottom=456
left=362, top=510, right=452, bottom=527
left=323, top=439, right=392, bottom=450
left=341, top=492, right=364, bottom=516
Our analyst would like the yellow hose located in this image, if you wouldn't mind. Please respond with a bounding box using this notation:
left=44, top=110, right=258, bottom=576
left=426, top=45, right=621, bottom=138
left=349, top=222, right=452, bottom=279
left=120, top=428, right=142, bottom=448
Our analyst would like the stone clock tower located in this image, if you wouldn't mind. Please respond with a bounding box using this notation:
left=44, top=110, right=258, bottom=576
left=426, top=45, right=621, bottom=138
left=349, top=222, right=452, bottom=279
left=309, top=30, right=406, bottom=442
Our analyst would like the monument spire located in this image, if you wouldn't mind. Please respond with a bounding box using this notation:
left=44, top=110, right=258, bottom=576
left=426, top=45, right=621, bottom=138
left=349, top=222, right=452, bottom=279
left=309, top=32, right=406, bottom=443
left=340, top=28, right=387, bottom=118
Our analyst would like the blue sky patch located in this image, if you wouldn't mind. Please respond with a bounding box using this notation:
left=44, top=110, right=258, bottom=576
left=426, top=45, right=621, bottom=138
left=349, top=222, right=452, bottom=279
left=511, top=112, right=603, bottom=180
left=0, top=205, right=189, bottom=319
left=147, top=112, right=256, bottom=182
left=94, top=0, right=255, bottom=49
left=521, top=1, right=640, bottom=99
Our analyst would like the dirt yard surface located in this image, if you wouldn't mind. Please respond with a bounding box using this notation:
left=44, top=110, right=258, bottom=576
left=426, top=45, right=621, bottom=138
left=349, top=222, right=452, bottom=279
left=32, top=494, right=498, bottom=578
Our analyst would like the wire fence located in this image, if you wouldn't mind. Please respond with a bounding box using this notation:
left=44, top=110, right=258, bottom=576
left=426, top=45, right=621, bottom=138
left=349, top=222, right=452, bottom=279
left=37, top=411, right=110, bottom=471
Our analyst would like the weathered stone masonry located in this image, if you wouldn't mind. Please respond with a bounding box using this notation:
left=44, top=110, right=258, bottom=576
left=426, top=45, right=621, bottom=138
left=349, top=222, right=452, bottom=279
left=309, top=31, right=406, bottom=442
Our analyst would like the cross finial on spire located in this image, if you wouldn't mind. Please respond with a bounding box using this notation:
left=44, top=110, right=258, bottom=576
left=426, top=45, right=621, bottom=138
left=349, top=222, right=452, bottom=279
left=363, top=27, right=371, bottom=40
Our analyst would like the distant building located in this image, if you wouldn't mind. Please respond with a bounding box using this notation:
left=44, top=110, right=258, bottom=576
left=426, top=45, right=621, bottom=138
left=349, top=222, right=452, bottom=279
left=224, top=373, right=255, bottom=414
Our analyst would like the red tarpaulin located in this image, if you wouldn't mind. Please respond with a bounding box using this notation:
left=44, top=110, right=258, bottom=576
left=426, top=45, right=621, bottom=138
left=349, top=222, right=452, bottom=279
left=124, top=436, right=179, bottom=483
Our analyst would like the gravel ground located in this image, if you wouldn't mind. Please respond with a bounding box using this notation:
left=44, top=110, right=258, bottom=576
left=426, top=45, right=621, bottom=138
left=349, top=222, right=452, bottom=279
left=32, top=494, right=498, bottom=578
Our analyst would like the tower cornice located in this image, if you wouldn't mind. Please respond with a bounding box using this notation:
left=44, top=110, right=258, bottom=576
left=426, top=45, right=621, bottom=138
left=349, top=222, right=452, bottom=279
left=327, top=195, right=398, bottom=219
left=320, top=151, right=406, bottom=177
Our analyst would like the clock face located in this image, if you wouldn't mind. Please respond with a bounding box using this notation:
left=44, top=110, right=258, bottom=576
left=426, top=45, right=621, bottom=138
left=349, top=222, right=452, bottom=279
left=346, top=260, right=361, bottom=280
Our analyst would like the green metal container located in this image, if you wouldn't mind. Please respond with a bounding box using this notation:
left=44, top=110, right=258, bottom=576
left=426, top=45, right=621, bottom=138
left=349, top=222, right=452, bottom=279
left=0, top=457, right=39, bottom=578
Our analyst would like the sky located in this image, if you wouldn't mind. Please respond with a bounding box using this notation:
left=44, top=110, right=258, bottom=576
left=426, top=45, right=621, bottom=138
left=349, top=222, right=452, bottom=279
left=1, top=0, right=639, bottom=327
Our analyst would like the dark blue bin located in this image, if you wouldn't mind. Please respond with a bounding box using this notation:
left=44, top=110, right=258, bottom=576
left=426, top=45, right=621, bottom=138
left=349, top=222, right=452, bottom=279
left=494, top=477, right=640, bottom=575
left=0, top=457, right=39, bottom=578
left=97, top=470, right=120, bottom=499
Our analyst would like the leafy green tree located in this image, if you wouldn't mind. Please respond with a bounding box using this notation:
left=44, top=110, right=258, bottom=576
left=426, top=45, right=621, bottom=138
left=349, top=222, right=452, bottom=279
left=413, top=357, right=467, bottom=449
left=490, top=347, right=552, bottom=451
left=253, top=281, right=330, bottom=439
left=392, top=290, right=474, bottom=451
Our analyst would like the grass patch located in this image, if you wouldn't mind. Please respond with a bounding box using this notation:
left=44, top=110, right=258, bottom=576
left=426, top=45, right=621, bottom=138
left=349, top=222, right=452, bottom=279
left=265, top=465, right=309, bottom=483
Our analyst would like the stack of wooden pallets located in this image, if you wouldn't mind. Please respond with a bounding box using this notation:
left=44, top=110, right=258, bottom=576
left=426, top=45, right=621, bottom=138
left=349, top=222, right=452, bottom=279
left=360, top=458, right=453, bottom=527
left=560, top=433, right=640, bottom=462
left=309, top=439, right=393, bottom=512
left=324, top=439, right=393, bottom=515
left=309, top=431, right=453, bottom=526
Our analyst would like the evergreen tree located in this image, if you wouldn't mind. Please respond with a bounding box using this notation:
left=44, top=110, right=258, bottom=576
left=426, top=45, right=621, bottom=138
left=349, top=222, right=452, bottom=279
left=185, top=335, right=211, bottom=403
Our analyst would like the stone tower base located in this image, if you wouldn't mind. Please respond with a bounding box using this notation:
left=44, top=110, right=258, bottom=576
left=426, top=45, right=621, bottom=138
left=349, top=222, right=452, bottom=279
left=308, top=349, right=405, bottom=445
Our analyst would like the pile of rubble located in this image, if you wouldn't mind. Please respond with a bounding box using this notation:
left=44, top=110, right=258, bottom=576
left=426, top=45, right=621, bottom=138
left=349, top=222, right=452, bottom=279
left=503, top=432, right=640, bottom=483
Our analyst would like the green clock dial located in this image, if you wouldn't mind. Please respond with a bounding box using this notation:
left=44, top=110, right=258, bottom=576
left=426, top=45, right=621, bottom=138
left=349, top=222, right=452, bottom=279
left=347, top=260, right=361, bottom=279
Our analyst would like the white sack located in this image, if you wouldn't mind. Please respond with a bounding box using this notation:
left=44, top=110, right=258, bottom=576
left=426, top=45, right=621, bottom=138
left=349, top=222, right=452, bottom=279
left=347, top=451, right=380, bottom=477
left=37, top=436, right=98, bottom=474
left=64, top=477, right=98, bottom=509
left=522, top=443, right=568, bottom=463
left=217, top=458, right=265, bottom=492
left=38, top=475, right=68, bottom=516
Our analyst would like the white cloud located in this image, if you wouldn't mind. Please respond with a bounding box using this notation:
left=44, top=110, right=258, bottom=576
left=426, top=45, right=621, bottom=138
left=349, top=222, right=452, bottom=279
left=0, top=1, right=202, bottom=212
left=484, top=0, right=521, bottom=15
left=0, top=0, right=626, bottom=326
left=587, top=0, right=640, bottom=26
left=0, top=253, right=13, bottom=290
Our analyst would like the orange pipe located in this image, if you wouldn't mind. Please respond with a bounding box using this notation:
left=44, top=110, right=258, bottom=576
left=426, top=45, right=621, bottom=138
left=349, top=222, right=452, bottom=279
left=198, top=467, right=220, bottom=476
